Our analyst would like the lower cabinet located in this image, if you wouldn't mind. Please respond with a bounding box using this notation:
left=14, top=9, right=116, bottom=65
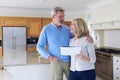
left=95, top=52, right=112, bottom=80
left=113, top=56, right=120, bottom=80
left=27, top=47, right=36, bottom=52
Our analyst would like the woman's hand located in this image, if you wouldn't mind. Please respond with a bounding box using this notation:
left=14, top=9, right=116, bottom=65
left=76, top=51, right=90, bottom=62
left=76, top=53, right=84, bottom=59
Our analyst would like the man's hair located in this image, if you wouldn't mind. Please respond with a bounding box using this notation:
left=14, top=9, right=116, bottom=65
left=51, top=7, right=64, bottom=17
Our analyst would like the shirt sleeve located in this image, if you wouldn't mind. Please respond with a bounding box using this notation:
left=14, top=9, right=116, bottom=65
left=86, top=42, right=96, bottom=63
left=36, top=27, right=50, bottom=59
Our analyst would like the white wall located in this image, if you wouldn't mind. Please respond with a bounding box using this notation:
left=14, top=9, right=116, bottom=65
left=104, top=29, right=120, bottom=48
left=91, top=0, right=120, bottom=24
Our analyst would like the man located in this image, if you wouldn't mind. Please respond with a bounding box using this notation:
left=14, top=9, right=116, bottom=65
left=37, top=7, right=92, bottom=80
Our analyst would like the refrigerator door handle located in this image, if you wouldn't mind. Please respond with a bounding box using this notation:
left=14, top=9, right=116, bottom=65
left=13, top=37, right=16, bottom=50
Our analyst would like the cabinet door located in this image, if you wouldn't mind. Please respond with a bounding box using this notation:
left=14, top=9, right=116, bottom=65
left=0, top=19, right=2, bottom=37
left=27, top=20, right=42, bottom=37
left=27, top=47, right=36, bottom=52
left=64, top=21, right=71, bottom=27
left=2, top=18, right=27, bottom=26
left=0, top=48, right=2, bottom=70
left=42, top=18, right=52, bottom=27
left=101, top=58, right=112, bottom=80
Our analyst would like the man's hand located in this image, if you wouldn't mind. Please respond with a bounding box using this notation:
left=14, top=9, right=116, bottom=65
left=47, top=56, right=59, bottom=63
left=86, top=35, right=93, bottom=43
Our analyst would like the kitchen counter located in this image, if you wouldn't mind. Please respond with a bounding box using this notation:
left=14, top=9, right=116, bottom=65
left=0, top=51, right=50, bottom=67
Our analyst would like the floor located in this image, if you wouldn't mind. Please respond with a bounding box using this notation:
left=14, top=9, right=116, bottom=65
left=96, top=76, right=103, bottom=80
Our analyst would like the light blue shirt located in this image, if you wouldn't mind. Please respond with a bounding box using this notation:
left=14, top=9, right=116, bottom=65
left=37, top=23, right=73, bottom=62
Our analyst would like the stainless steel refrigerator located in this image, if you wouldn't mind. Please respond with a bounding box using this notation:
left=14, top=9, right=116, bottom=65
left=2, top=27, right=26, bottom=65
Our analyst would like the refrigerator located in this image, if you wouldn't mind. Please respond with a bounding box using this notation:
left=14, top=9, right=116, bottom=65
left=2, top=27, right=26, bottom=65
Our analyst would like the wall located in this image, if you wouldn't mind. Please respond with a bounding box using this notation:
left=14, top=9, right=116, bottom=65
left=90, top=0, right=120, bottom=48
left=104, top=29, right=120, bottom=48
left=91, top=0, right=120, bottom=24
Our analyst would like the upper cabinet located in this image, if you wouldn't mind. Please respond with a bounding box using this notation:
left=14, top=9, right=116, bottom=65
left=27, top=18, right=42, bottom=37
left=0, top=17, right=71, bottom=37
left=2, top=17, right=27, bottom=26
left=0, top=17, right=42, bottom=37
left=91, top=21, right=120, bottom=30
left=41, top=18, right=52, bottom=27
left=64, top=21, right=71, bottom=27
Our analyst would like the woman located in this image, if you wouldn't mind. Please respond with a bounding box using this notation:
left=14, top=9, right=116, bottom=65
left=69, top=18, right=96, bottom=80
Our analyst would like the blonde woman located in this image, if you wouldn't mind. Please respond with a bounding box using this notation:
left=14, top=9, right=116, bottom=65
left=69, top=18, right=96, bottom=80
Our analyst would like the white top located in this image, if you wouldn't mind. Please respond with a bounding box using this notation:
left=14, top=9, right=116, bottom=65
left=69, top=36, right=96, bottom=71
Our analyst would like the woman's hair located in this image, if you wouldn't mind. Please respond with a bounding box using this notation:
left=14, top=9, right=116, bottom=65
left=51, top=7, right=64, bottom=17
left=73, top=18, right=89, bottom=38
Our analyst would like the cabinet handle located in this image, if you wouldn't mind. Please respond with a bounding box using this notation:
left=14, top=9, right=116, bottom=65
left=116, top=77, right=119, bottom=79
left=116, top=60, right=119, bottom=62
left=116, top=68, right=119, bottom=70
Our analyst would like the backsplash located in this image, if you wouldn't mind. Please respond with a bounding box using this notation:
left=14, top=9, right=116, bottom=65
left=104, top=29, right=120, bottom=48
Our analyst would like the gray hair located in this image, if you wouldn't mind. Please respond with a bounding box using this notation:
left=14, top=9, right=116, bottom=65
left=51, top=7, right=64, bottom=17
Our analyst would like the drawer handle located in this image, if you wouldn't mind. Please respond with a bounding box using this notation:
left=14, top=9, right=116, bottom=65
left=116, top=77, right=119, bottom=79
left=116, top=68, right=119, bottom=70
left=116, top=60, right=119, bottom=62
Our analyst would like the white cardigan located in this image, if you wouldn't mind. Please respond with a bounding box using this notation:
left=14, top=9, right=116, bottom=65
left=69, top=36, right=96, bottom=71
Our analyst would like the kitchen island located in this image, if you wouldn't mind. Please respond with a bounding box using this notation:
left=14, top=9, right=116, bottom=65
left=0, top=51, right=53, bottom=80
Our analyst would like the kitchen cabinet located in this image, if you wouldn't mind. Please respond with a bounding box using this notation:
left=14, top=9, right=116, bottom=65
left=113, top=56, right=120, bottom=80
left=91, top=21, right=120, bottom=30
left=95, top=52, right=112, bottom=80
left=0, top=17, right=42, bottom=37
left=27, top=47, right=36, bottom=52
left=2, top=18, right=27, bottom=26
left=64, top=21, right=71, bottom=27
left=41, top=18, right=52, bottom=27
left=0, top=48, right=2, bottom=70
left=27, top=18, right=42, bottom=37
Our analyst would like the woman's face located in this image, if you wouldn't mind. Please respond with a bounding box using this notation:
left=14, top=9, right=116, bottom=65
left=70, top=20, right=77, bottom=35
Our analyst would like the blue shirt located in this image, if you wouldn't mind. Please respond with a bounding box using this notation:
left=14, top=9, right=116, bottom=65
left=37, top=23, right=73, bottom=62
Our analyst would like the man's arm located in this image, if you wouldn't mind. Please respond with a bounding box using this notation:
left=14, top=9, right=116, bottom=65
left=36, top=27, right=49, bottom=59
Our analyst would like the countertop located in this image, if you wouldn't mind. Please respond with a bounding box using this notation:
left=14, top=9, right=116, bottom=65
left=95, top=50, right=120, bottom=57
left=0, top=51, right=50, bottom=67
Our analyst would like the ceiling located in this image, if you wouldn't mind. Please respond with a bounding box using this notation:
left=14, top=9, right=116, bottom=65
left=0, top=0, right=112, bottom=12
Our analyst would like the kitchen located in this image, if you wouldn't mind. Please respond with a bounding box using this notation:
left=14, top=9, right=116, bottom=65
left=0, top=0, right=120, bottom=80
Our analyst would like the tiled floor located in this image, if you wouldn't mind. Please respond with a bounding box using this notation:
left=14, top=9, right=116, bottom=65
left=96, top=76, right=103, bottom=80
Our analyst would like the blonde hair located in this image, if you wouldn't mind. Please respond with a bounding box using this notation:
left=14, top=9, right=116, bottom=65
left=51, top=7, right=64, bottom=17
left=73, top=18, right=89, bottom=38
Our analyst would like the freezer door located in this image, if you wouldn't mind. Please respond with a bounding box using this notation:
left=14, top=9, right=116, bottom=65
left=3, top=27, right=26, bottom=65
left=3, top=27, right=13, bottom=65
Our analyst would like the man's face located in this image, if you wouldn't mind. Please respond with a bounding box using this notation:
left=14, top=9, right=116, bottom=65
left=53, top=11, right=64, bottom=25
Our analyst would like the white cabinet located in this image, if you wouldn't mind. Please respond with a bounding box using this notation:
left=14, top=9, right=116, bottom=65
left=91, top=21, right=120, bottom=30
left=113, top=56, right=120, bottom=80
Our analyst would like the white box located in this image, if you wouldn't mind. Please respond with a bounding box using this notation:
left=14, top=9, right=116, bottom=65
left=60, top=46, right=81, bottom=56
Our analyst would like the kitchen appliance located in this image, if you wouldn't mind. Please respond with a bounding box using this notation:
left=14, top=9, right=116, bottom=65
left=95, top=48, right=120, bottom=80
left=2, top=27, right=26, bottom=65
left=27, top=37, right=38, bottom=44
